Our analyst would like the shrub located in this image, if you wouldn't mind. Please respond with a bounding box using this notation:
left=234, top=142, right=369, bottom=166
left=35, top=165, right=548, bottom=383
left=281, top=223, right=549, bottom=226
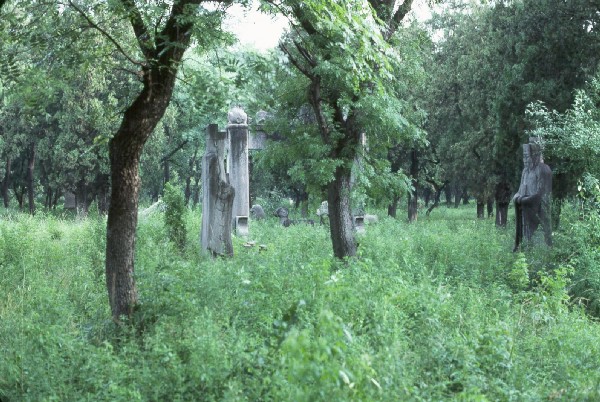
left=163, top=182, right=186, bottom=251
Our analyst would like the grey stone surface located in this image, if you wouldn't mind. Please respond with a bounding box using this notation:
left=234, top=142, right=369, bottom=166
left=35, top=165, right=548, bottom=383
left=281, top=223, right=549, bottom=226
left=513, top=142, right=553, bottom=251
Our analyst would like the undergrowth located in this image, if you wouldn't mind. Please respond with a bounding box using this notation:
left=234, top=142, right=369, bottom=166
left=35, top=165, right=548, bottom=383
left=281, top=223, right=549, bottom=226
left=1, top=205, right=599, bottom=401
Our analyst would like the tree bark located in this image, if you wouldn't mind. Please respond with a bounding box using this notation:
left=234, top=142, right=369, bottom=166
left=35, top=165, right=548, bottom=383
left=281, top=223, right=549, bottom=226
left=476, top=197, right=485, bottom=219
left=103, top=0, right=201, bottom=320
left=328, top=166, right=356, bottom=259
left=106, top=70, right=175, bottom=320
left=388, top=195, right=399, bottom=218
left=27, top=142, right=36, bottom=215
left=1, top=158, right=10, bottom=208
left=495, top=181, right=511, bottom=227
left=408, top=148, right=418, bottom=223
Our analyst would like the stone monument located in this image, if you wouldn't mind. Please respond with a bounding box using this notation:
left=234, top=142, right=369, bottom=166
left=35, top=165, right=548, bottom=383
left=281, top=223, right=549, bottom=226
left=201, top=124, right=235, bottom=257
left=512, top=139, right=552, bottom=251
left=227, top=106, right=250, bottom=236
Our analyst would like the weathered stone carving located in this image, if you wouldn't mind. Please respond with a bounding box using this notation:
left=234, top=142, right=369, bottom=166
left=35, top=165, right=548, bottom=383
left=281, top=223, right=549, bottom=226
left=513, top=141, right=552, bottom=251
left=227, top=106, right=250, bottom=236
left=250, top=204, right=266, bottom=220
left=274, top=206, right=315, bottom=226
left=227, top=105, right=248, bottom=125
left=201, top=124, right=235, bottom=257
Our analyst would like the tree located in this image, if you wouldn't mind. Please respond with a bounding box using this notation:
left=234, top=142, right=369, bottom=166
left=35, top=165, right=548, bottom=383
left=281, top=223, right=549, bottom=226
left=67, top=0, right=236, bottom=320
left=424, top=0, right=600, bottom=223
left=263, top=0, right=419, bottom=259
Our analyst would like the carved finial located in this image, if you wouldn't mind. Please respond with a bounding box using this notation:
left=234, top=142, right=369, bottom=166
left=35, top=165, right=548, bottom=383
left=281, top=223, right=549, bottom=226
left=228, top=106, right=247, bottom=125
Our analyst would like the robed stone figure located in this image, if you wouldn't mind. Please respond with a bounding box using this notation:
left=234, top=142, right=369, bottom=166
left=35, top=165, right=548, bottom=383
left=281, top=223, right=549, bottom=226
left=512, top=142, right=552, bottom=251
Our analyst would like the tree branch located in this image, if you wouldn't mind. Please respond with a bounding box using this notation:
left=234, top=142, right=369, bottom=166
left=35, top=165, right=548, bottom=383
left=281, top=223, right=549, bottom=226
left=68, top=0, right=145, bottom=67
left=160, top=140, right=189, bottom=163
left=386, top=0, right=414, bottom=41
left=280, top=42, right=312, bottom=78
left=119, top=0, right=155, bottom=60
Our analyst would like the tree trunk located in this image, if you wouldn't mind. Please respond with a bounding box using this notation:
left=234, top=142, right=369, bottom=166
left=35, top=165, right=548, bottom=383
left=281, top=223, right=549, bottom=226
left=27, top=142, right=36, bottom=215
left=408, top=148, right=418, bottom=223
left=486, top=198, right=494, bottom=218
left=106, top=74, right=175, bottom=320
left=45, top=187, right=52, bottom=209
left=184, top=148, right=197, bottom=206
left=444, top=185, right=452, bottom=206
left=454, top=189, right=461, bottom=208
left=462, top=189, right=469, bottom=204
left=423, top=187, right=431, bottom=207
left=2, top=158, right=10, bottom=208
left=495, top=181, right=511, bottom=227
left=388, top=195, right=399, bottom=218
left=476, top=197, right=485, bottom=219
left=327, top=166, right=356, bottom=259
left=52, top=189, right=60, bottom=210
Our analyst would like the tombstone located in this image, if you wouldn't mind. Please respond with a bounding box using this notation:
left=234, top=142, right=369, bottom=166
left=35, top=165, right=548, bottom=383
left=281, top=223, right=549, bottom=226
left=316, top=201, right=329, bottom=225
left=227, top=106, right=250, bottom=236
left=512, top=139, right=552, bottom=251
left=201, top=124, right=235, bottom=257
left=249, top=110, right=269, bottom=151
left=64, top=191, right=76, bottom=210
left=354, top=215, right=365, bottom=234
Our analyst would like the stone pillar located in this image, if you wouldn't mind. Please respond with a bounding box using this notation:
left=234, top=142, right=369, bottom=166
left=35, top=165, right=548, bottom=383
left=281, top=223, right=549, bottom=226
left=201, top=124, right=235, bottom=257
left=227, top=106, right=250, bottom=236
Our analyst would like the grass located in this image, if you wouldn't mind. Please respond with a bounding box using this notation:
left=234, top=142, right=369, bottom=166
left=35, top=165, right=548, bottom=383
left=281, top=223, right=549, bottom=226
left=1, top=204, right=599, bottom=401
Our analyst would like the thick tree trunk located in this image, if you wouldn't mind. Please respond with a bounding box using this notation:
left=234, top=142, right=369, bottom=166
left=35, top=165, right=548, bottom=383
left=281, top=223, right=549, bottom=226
left=106, top=75, right=174, bottom=320
left=27, top=143, right=36, bottom=215
left=327, top=166, right=356, bottom=259
left=486, top=198, right=494, bottom=218
left=106, top=137, right=143, bottom=320
left=2, top=158, right=10, bottom=208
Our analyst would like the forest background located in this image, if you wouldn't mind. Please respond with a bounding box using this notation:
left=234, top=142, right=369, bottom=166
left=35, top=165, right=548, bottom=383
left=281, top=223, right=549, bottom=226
left=2, top=0, right=600, bottom=400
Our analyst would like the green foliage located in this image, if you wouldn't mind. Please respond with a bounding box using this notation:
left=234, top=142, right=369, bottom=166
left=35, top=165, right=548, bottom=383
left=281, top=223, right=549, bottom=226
left=425, top=0, right=600, bottom=200
left=163, top=182, right=187, bottom=251
left=3, top=205, right=600, bottom=400
left=527, top=70, right=600, bottom=185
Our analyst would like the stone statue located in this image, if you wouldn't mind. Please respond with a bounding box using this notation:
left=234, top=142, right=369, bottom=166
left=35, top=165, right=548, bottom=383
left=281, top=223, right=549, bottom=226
left=513, top=142, right=552, bottom=251
left=250, top=204, right=266, bottom=220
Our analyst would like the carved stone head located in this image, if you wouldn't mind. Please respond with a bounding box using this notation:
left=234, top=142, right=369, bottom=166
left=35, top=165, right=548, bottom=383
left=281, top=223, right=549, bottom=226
left=523, top=143, right=542, bottom=170
left=227, top=106, right=248, bottom=125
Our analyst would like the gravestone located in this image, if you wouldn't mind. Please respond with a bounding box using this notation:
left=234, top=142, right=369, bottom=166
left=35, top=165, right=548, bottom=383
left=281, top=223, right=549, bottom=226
left=201, top=124, right=235, bottom=257
left=512, top=139, right=552, bottom=251
left=227, top=106, right=249, bottom=236
left=64, top=191, right=76, bottom=210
